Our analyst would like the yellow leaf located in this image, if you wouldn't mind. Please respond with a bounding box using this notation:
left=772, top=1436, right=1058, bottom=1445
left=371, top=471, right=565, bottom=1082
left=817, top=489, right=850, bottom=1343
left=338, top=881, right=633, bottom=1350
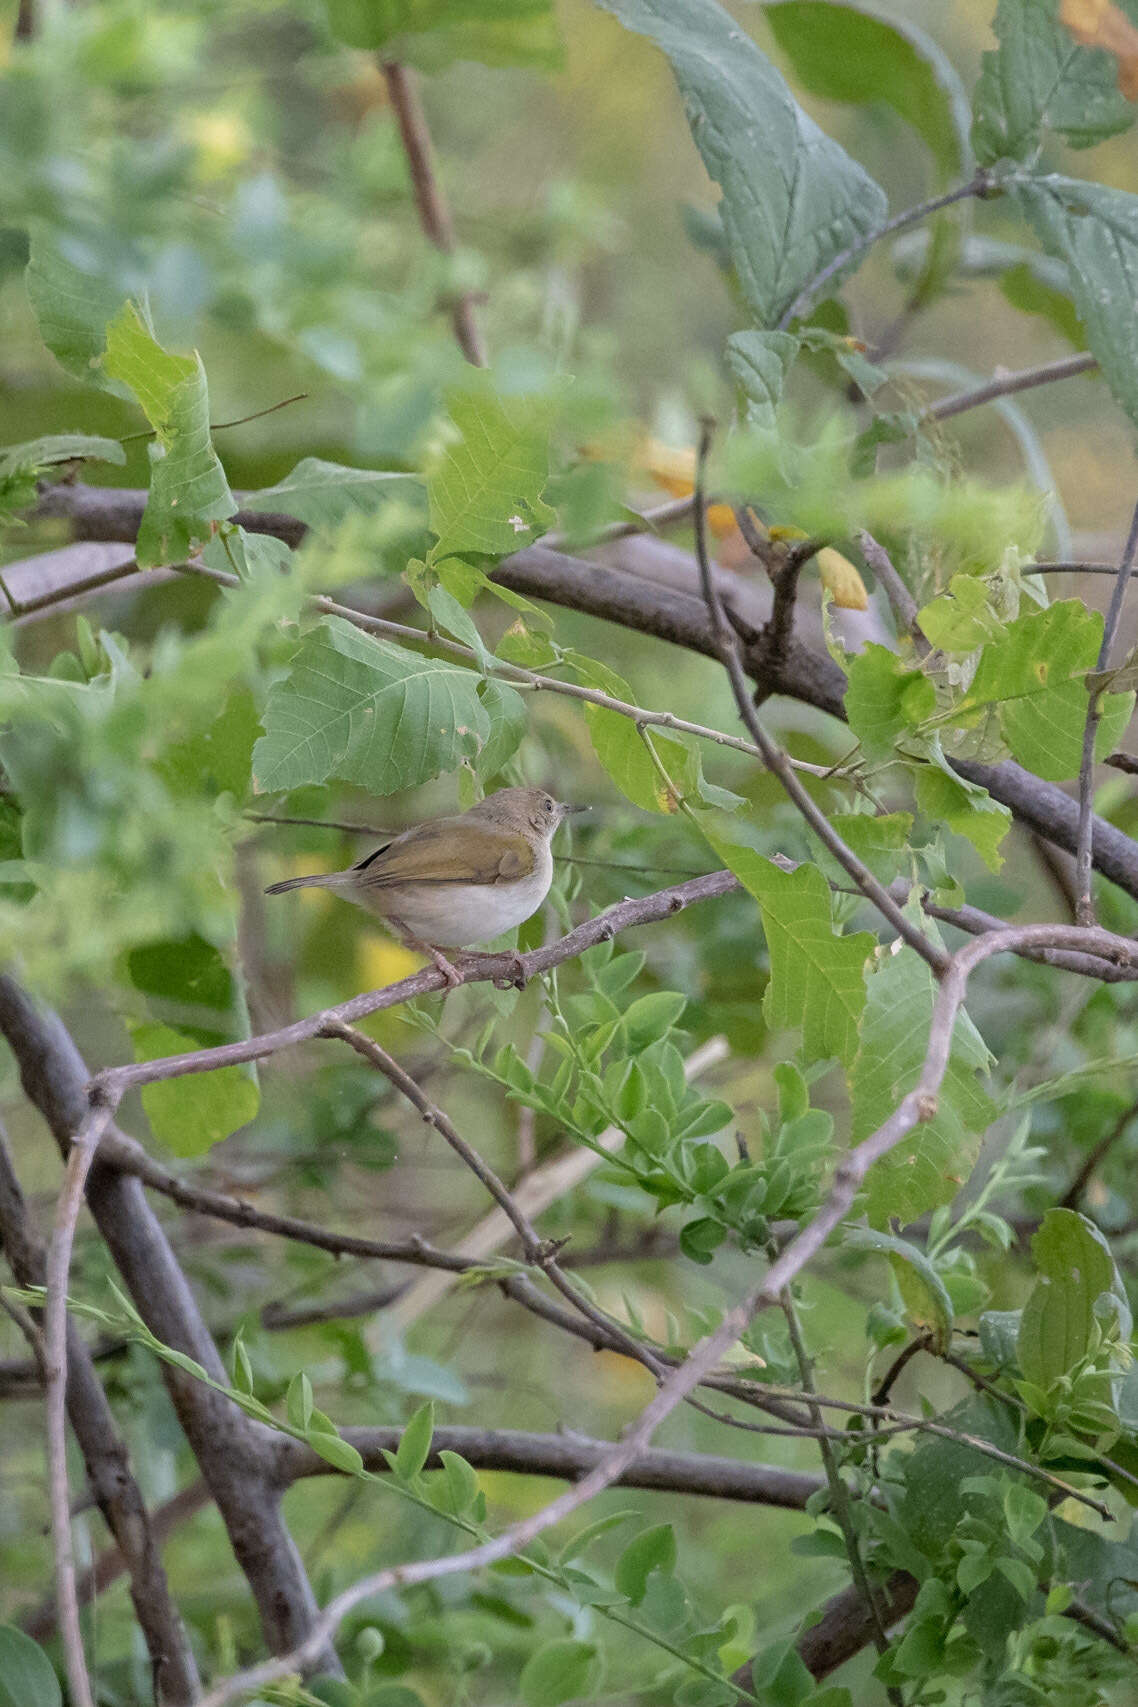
left=358, top=935, right=425, bottom=989
left=634, top=437, right=735, bottom=535
left=817, top=547, right=868, bottom=611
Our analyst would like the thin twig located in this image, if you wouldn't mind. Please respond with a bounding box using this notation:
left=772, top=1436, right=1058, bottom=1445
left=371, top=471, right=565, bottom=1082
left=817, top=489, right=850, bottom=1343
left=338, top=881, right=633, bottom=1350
left=779, top=172, right=993, bottom=329
left=924, top=352, right=1098, bottom=422
left=1059, top=1099, right=1138, bottom=1209
left=44, top=1101, right=114, bottom=1707
left=1075, top=497, right=1138, bottom=923
left=381, top=60, right=487, bottom=366
left=858, top=530, right=925, bottom=651
left=779, top=1283, right=896, bottom=1679
left=691, top=421, right=949, bottom=975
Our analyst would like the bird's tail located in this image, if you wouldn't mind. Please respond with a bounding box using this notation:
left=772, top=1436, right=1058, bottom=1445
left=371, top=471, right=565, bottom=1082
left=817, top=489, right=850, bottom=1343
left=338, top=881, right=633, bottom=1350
left=264, top=872, right=346, bottom=897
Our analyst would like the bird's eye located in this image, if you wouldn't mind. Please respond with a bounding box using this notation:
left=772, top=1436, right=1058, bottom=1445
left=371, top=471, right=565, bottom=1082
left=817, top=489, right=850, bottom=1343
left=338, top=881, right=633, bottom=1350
left=544, top=798, right=553, bottom=813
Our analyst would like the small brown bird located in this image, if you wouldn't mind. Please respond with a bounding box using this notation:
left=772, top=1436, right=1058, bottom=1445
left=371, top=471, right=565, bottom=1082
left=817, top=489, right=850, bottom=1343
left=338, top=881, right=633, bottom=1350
left=265, top=786, right=585, bottom=985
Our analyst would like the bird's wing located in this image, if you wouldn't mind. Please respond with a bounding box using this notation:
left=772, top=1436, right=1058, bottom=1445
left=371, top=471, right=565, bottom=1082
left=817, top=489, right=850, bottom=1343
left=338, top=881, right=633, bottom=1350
left=353, top=818, right=536, bottom=888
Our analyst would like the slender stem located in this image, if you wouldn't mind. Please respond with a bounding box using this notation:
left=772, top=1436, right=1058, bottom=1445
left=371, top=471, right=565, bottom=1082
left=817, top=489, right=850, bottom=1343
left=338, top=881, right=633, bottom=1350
left=779, top=172, right=993, bottom=329
left=174, top=558, right=838, bottom=779
left=44, top=1103, right=113, bottom=1707
left=924, top=352, right=1098, bottom=423
left=691, top=423, right=949, bottom=975
left=1059, top=1098, right=1138, bottom=1209
left=381, top=60, right=487, bottom=367
left=1075, top=497, right=1138, bottom=923
left=779, top=1283, right=896, bottom=1676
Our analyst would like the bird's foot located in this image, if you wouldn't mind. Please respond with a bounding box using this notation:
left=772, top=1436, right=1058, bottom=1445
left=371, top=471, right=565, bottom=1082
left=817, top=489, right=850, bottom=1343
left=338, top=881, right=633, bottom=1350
left=389, top=918, right=465, bottom=990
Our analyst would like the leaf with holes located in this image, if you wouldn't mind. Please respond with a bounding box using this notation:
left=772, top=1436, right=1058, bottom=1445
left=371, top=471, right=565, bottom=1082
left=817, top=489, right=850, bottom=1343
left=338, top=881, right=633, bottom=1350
left=102, top=302, right=235, bottom=567
left=429, top=386, right=554, bottom=559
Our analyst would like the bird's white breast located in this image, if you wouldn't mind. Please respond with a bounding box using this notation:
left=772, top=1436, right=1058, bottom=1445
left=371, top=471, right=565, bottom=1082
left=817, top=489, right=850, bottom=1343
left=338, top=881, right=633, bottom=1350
left=365, top=838, right=554, bottom=947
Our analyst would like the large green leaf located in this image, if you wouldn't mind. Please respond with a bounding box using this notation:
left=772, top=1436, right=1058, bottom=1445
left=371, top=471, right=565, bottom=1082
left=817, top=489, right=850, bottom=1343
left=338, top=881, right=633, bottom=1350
left=764, top=0, right=972, bottom=185
left=24, top=224, right=125, bottom=387
left=252, top=616, right=494, bottom=793
left=852, top=941, right=995, bottom=1227
left=103, top=302, right=235, bottom=567
left=0, top=1626, right=61, bottom=1707
left=242, top=458, right=422, bottom=530
left=132, top=1022, right=260, bottom=1157
left=429, top=386, right=555, bottom=559
left=699, top=819, right=872, bottom=1065
left=972, top=0, right=1138, bottom=162
left=1019, top=1209, right=1130, bottom=1390
left=324, top=0, right=562, bottom=69
left=1017, top=175, right=1138, bottom=431
left=962, top=599, right=1134, bottom=781
left=598, top=0, right=887, bottom=327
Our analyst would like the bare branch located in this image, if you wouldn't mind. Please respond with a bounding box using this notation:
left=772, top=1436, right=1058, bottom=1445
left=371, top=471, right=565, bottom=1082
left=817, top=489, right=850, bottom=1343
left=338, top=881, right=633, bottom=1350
left=44, top=1100, right=110, bottom=1707
left=279, top=1424, right=824, bottom=1508
left=380, top=59, right=487, bottom=366
left=1058, top=1098, right=1138, bottom=1209
left=923, top=352, right=1099, bottom=422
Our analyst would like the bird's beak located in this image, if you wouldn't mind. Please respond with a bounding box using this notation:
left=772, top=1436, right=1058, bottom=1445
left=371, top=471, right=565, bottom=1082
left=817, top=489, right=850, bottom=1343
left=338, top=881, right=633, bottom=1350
left=560, top=802, right=590, bottom=817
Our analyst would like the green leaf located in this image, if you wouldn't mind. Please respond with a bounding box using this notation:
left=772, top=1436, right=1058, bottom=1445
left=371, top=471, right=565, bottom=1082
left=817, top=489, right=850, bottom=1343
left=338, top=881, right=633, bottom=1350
left=614, top=1523, right=677, bottom=1605
left=24, top=224, right=124, bottom=386
left=913, top=762, right=1010, bottom=874
left=429, top=386, right=554, bottom=559
left=1019, top=1208, right=1128, bottom=1390
left=845, top=643, right=935, bottom=762
left=852, top=942, right=995, bottom=1226
left=102, top=301, right=235, bottom=567
left=520, top=1639, right=603, bottom=1707
left=973, top=0, right=1138, bottom=163
left=324, top=0, right=562, bottom=70
left=557, top=1510, right=640, bottom=1566
left=963, top=599, right=1131, bottom=781
left=132, top=1023, right=260, bottom=1157
left=307, top=1430, right=365, bottom=1475
left=0, top=434, right=126, bottom=478
left=699, top=818, right=872, bottom=1066
left=598, top=0, right=887, bottom=327
left=287, top=1372, right=314, bottom=1431
left=999, top=260, right=1086, bottom=350
left=395, top=1401, right=435, bottom=1479
left=725, top=330, right=800, bottom=429
left=622, top=991, right=687, bottom=1051
left=0, top=1625, right=61, bottom=1707
left=844, top=1227, right=954, bottom=1351
left=1017, top=175, right=1138, bottom=432
left=242, top=458, right=421, bottom=530
left=475, top=676, right=527, bottom=777
left=438, top=1449, right=479, bottom=1515
left=567, top=654, right=686, bottom=811
left=252, top=616, right=492, bottom=794
left=764, top=0, right=972, bottom=185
